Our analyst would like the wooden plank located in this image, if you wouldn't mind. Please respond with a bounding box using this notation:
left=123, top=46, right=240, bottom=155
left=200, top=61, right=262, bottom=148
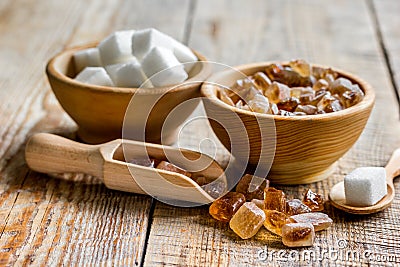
left=372, top=0, right=400, bottom=104
left=0, top=0, right=191, bottom=265
left=143, top=0, right=400, bottom=266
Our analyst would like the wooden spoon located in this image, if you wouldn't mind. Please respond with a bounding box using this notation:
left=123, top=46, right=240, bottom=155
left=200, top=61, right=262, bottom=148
left=329, top=149, right=400, bottom=214
left=25, top=133, right=227, bottom=204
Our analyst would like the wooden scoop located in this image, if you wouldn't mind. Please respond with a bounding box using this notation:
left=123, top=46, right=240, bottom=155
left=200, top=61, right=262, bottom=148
left=329, top=148, right=400, bottom=214
left=25, top=133, right=227, bottom=204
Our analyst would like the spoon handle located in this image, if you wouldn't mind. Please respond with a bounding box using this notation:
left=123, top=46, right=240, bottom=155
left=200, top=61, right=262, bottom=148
left=384, top=148, right=400, bottom=185
left=25, top=133, right=104, bottom=178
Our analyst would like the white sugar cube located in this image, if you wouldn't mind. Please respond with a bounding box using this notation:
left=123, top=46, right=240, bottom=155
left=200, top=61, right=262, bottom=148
left=98, top=30, right=135, bottom=65
left=141, top=47, right=188, bottom=87
left=344, top=167, right=387, bottom=206
left=105, top=58, right=152, bottom=88
left=75, top=67, right=114, bottom=87
left=73, top=47, right=102, bottom=73
left=171, top=41, right=198, bottom=72
left=131, top=28, right=174, bottom=60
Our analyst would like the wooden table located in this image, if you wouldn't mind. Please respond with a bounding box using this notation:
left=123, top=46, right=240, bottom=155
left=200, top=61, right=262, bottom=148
left=1, top=0, right=400, bottom=266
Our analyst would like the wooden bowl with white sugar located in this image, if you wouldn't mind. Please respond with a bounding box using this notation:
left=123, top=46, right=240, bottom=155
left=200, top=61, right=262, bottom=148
left=46, top=43, right=211, bottom=144
left=201, top=62, right=375, bottom=184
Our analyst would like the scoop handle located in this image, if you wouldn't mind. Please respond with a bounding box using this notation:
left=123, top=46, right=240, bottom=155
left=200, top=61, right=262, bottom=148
left=385, top=148, right=400, bottom=185
left=25, top=133, right=103, bottom=178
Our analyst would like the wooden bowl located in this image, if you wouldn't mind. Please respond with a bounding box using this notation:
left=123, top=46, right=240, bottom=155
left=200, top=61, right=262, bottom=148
left=46, top=43, right=211, bottom=144
left=201, top=62, right=375, bottom=184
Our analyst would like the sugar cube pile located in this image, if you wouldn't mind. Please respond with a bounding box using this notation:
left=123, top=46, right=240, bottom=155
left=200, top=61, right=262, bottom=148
left=344, top=167, right=387, bottom=206
left=73, top=28, right=198, bottom=88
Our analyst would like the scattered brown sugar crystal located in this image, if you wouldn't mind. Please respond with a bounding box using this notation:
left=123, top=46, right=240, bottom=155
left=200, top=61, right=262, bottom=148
left=290, top=212, right=333, bottom=231
left=317, top=93, right=343, bottom=113
left=263, top=210, right=293, bottom=236
left=203, top=180, right=227, bottom=199
left=340, top=84, right=364, bottom=108
left=129, top=158, right=155, bottom=168
left=251, top=199, right=265, bottom=210
left=286, top=199, right=312, bottom=216
left=251, top=71, right=271, bottom=92
left=266, top=64, right=312, bottom=87
left=156, top=161, right=192, bottom=178
left=264, top=187, right=286, bottom=213
left=209, top=192, right=246, bottom=222
left=264, top=82, right=291, bottom=104
left=295, top=104, right=318, bottom=115
left=329, top=77, right=354, bottom=95
left=282, top=223, right=315, bottom=247
left=231, top=78, right=259, bottom=102
left=248, top=94, right=272, bottom=114
left=229, top=202, right=266, bottom=239
left=289, top=59, right=311, bottom=77
left=302, top=189, right=325, bottom=211
left=218, top=88, right=235, bottom=106
left=277, top=97, right=300, bottom=112
left=235, top=174, right=269, bottom=201
left=313, top=79, right=329, bottom=91
left=221, top=60, right=364, bottom=116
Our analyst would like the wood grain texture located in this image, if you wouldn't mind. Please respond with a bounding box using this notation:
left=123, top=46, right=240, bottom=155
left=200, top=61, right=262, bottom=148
left=0, top=0, right=190, bottom=265
left=372, top=0, right=400, bottom=104
left=143, top=0, right=400, bottom=266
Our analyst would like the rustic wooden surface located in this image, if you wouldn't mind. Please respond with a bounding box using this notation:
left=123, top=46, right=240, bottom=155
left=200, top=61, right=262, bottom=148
left=1, top=0, right=400, bottom=266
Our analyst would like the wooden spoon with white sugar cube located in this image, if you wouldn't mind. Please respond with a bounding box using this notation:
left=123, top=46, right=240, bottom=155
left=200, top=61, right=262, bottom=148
left=25, top=133, right=227, bottom=205
left=329, top=149, right=400, bottom=214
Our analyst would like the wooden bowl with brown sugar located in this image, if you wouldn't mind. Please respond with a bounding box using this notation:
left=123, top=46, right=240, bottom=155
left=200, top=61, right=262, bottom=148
left=201, top=62, right=375, bottom=184
left=46, top=43, right=211, bottom=144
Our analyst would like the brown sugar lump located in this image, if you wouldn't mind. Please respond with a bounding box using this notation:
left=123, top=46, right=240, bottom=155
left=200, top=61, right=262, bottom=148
left=263, top=210, right=293, bottom=236
left=302, top=189, right=324, bottom=212
left=285, top=199, right=312, bottom=216
left=235, top=174, right=269, bottom=201
left=218, top=59, right=365, bottom=116
left=229, top=202, right=266, bottom=239
left=282, top=223, right=315, bottom=247
left=264, top=187, right=286, bottom=213
left=209, top=192, right=246, bottom=222
left=290, top=212, right=333, bottom=232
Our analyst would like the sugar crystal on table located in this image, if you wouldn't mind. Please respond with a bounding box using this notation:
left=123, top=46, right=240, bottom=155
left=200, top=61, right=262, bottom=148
left=264, top=187, right=286, bottom=213
left=156, top=161, right=192, bottom=178
left=209, top=192, right=245, bottom=222
left=290, top=212, right=333, bottom=231
left=235, top=174, right=269, bottom=201
left=263, top=210, right=293, bottom=236
left=344, top=167, right=387, bottom=206
left=229, top=202, right=266, bottom=239
left=286, top=199, right=312, bottom=216
left=251, top=199, right=265, bottom=210
left=302, top=189, right=324, bottom=211
left=282, top=223, right=315, bottom=247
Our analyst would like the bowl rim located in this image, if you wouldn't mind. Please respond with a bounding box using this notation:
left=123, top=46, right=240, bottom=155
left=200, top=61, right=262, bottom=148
left=201, top=61, right=375, bottom=121
left=46, top=42, right=212, bottom=95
